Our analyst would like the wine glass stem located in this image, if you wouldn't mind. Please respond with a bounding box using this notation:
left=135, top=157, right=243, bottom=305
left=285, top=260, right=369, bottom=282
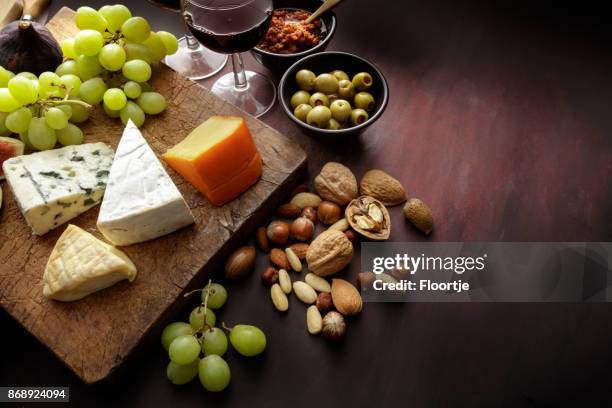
left=231, top=53, right=248, bottom=91
left=183, top=29, right=200, bottom=50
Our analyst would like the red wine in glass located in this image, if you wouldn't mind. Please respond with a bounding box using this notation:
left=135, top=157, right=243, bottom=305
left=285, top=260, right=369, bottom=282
left=182, top=0, right=276, bottom=118
left=184, top=1, right=273, bottom=54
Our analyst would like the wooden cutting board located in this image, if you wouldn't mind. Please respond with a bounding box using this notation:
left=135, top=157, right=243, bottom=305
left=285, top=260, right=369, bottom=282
left=0, top=7, right=306, bottom=384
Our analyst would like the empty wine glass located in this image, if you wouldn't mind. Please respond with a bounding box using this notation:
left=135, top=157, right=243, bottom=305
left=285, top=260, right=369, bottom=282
left=182, top=0, right=276, bottom=117
left=147, top=0, right=228, bottom=80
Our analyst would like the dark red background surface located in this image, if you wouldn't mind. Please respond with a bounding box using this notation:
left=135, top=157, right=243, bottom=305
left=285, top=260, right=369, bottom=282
left=2, top=0, right=612, bottom=406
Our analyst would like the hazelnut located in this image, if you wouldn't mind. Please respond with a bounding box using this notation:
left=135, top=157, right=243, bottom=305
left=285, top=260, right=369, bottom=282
left=256, top=226, right=270, bottom=252
left=344, top=229, right=358, bottom=244
left=267, top=220, right=290, bottom=246
left=356, top=272, right=376, bottom=292
left=322, top=311, right=346, bottom=341
left=290, top=217, right=314, bottom=242
left=301, top=207, right=317, bottom=223
left=316, top=292, right=333, bottom=313
left=317, top=201, right=342, bottom=225
left=261, top=267, right=279, bottom=286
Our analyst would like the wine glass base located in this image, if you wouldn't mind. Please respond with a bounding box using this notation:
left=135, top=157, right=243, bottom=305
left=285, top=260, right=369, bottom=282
left=164, top=37, right=228, bottom=81
left=211, top=71, right=276, bottom=118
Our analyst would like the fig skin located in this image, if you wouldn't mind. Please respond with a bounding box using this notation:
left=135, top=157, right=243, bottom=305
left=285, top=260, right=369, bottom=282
left=0, top=20, right=63, bottom=76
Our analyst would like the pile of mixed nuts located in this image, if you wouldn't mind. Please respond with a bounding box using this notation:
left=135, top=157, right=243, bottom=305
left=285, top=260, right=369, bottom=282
left=224, top=162, right=434, bottom=342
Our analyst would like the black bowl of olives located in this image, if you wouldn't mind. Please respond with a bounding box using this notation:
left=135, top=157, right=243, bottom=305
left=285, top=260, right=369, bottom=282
left=279, top=51, right=389, bottom=137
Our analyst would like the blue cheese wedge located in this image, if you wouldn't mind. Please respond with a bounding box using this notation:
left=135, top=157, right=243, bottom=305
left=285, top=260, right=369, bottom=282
left=97, top=120, right=194, bottom=246
left=2, top=143, right=114, bottom=236
left=43, top=224, right=137, bottom=302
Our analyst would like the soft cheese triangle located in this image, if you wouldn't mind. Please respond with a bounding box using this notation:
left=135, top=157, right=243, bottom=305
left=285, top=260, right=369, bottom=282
left=43, top=224, right=137, bottom=302
left=2, top=143, right=114, bottom=235
left=97, top=120, right=195, bottom=246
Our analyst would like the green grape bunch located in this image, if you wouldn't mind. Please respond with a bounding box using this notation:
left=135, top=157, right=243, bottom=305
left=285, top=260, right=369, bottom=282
left=160, top=281, right=267, bottom=392
left=1, top=65, right=90, bottom=150
left=59, top=5, right=178, bottom=127
left=0, top=4, right=178, bottom=152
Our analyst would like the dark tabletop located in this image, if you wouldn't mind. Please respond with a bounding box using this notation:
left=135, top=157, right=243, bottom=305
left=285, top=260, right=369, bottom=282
left=2, top=0, right=612, bottom=406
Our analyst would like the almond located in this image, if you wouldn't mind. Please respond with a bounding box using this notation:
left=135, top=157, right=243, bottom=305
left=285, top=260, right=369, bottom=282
left=289, top=243, right=309, bottom=260
left=285, top=247, right=302, bottom=272
left=403, top=198, right=433, bottom=235
left=255, top=226, right=270, bottom=253
left=271, top=284, right=289, bottom=312
left=270, top=248, right=290, bottom=270
left=306, top=305, right=322, bottom=335
left=278, top=269, right=292, bottom=294
left=331, top=279, right=363, bottom=316
left=327, top=218, right=349, bottom=232
left=359, top=169, right=406, bottom=206
left=276, top=203, right=302, bottom=218
left=293, top=281, right=318, bottom=304
left=305, top=273, right=331, bottom=293
left=291, top=192, right=322, bottom=209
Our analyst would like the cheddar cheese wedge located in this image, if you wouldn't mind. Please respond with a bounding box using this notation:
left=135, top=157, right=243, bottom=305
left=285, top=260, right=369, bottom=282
left=162, top=116, right=262, bottom=206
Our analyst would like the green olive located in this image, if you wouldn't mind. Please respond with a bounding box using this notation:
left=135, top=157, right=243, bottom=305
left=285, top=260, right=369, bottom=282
left=309, top=92, right=330, bottom=107
left=306, top=106, right=332, bottom=128
left=337, top=80, right=356, bottom=100
left=295, top=69, right=316, bottom=91
left=294, top=103, right=313, bottom=122
left=329, top=99, right=352, bottom=123
left=327, top=118, right=341, bottom=130
left=314, top=73, right=339, bottom=94
left=354, top=92, right=376, bottom=111
left=350, top=108, right=369, bottom=126
left=352, top=72, right=373, bottom=91
left=327, top=94, right=339, bottom=104
left=330, top=70, right=349, bottom=81
left=291, top=90, right=311, bottom=109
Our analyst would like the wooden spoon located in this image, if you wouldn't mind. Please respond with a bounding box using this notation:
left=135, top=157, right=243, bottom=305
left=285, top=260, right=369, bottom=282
left=305, top=0, right=344, bottom=24
left=22, top=0, right=51, bottom=21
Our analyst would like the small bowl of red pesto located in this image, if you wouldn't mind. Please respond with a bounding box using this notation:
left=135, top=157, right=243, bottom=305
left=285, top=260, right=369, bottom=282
left=251, top=0, right=337, bottom=72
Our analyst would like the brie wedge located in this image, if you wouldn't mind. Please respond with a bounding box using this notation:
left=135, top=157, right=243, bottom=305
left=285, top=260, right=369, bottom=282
left=43, top=224, right=137, bottom=302
left=2, top=143, right=114, bottom=235
left=97, top=120, right=194, bottom=246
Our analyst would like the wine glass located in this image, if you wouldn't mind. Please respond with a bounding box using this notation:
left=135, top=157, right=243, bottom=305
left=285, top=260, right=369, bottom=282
left=182, top=0, right=277, bottom=117
left=147, top=0, right=228, bottom=80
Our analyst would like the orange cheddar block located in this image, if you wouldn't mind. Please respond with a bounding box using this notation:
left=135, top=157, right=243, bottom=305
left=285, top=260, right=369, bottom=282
left=162, top=116, right=262, bottom=206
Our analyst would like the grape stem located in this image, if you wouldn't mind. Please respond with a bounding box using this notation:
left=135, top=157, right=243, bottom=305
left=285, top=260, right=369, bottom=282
left=28, top=85, right=92, bottom=117
left=221, top=322, right=233, bottom=333
left=49, top=99, right=92, bottom=109
left=197, top=279, right=213, bottom=336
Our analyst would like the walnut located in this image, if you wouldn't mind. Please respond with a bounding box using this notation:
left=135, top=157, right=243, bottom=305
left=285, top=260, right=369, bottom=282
left=345, top=196, right=391, bottom=241
left=306, top=230, right=354, bottom=277
left=314, top=162, right=358, bottom=205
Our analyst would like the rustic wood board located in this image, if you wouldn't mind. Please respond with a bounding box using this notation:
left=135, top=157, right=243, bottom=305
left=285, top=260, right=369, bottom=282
left=0, top=7, right=306, bottom=384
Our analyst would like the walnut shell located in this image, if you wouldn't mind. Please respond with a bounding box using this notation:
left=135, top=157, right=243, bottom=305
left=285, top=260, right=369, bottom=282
left=345, top=196, right=391, bottom=241
left=306, top=230, right=354, bottom=277
left=314, top=162, right=358, bottom=205
left=359, top=169, right=406, bottom=206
